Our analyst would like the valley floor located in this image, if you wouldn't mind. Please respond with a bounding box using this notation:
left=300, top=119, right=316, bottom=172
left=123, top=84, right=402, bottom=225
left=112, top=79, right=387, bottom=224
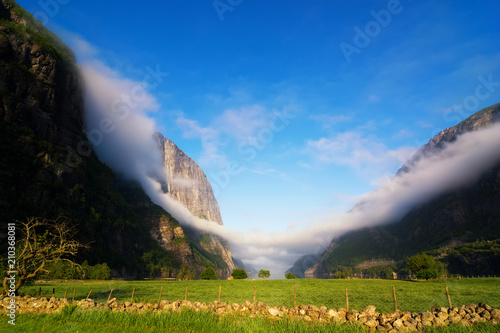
left=18, top=278, right=500, bottom=314
left=2, top=278, right=499, bottom=332
left=1, top=311, right=499, bottom=333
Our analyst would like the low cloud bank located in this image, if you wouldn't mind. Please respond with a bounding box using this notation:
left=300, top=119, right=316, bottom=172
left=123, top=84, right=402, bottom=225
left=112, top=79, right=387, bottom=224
left=81, top=61, right=165, bottom=184
left=81, top=59, right=500, bottom=277
left=151, top=122, right=500, bottom=276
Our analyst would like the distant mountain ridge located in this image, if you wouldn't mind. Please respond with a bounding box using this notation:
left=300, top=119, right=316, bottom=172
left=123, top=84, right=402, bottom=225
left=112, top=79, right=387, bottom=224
left=295, top=103, right=500, bottom=278
left=398, top=103, right=500, bottom=175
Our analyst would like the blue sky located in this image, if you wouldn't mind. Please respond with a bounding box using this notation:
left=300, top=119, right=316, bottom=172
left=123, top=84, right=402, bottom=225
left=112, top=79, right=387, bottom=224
left=16, top=0, right=500, bottom=270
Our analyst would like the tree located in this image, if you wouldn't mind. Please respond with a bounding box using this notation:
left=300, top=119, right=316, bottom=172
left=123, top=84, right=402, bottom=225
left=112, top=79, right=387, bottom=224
left=142, top=248, right=174, bottom=278
left=177, top=265, right=195, bottom=280
left=258, top=269, right=270, bottom=279
left=285, top=273, right=297, bottom=279
left=406, top=254, right=445, bottom=280
left=3, top=216, right=87, bottom=295
left=334, top=268, right=352, bottom=279
left=231, top=269, right=247, bottom=279
left=200, top=267, right=218, bottom=280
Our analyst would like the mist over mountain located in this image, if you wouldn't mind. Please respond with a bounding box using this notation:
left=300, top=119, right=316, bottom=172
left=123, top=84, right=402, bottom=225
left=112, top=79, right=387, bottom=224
left=0, top=0, right=237, bottom=278
left=295, top=103, right=500, bottom=277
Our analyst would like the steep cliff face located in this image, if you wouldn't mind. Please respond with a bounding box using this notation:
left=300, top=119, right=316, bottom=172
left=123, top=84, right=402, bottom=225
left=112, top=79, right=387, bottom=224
left=154, top=132, right=237, bottom=277
left=299, top=103, right=500, bottom=277
left=0, top=0, right=233, bottom=279
left=155, top=132, right=223, bottom=224
left=0, top=0, right=86, bottom=221
left=0, top=0, right=180, bottom=277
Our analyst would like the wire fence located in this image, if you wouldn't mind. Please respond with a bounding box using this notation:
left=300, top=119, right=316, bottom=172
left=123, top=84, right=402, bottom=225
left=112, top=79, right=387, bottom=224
left=24, top=277, right=500, bottom=314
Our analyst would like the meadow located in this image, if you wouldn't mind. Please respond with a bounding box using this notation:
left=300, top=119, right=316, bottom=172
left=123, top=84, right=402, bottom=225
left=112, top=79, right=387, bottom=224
left=18, top=277, right=500, bottom=313
left=2, top=278, right=499, bottom=333
left=2, top=308, right=499, bottom=333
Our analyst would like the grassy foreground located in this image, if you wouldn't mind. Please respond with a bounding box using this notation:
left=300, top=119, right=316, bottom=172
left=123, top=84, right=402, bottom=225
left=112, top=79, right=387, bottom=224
left=19, top=278, right=500, bottom=314
left=1, top=306, right=499, bottom=333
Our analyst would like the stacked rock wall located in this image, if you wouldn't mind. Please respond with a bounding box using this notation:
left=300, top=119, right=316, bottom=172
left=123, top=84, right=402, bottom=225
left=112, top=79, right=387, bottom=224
left=1, top=295, right=499, bottom=331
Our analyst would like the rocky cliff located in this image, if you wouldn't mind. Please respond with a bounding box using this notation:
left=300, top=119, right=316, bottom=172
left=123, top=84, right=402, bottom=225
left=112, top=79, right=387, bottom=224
left=155, top=133, right=223, bottom=224
left=398, top=103, right=500, bottom=175
left=154, top=132, right=236, bottom=277
left=0, top=0, right=235, bottom=279
left=298, top=103, right=500, bottom=277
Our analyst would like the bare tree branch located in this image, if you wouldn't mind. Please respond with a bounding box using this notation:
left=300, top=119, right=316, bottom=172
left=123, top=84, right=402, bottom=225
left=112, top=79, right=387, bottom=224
left=3, top=216, right=88, bottom=295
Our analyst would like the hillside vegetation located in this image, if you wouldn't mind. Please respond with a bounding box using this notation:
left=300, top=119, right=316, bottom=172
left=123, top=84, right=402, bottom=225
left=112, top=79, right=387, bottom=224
left=304, top=104, right=500, bottom=278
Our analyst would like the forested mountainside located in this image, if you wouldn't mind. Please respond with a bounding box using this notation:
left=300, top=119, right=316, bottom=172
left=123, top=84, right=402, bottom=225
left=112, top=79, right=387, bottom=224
left=0, top=0, right=235, bottom=279
left=299, top=103, right=500, bottom=278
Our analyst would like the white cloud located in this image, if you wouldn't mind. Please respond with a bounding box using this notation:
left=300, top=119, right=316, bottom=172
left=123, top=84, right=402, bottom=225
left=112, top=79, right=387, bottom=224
left=175, top=114, right=226, bottom=168
left=175, top=105, right=294, bottom=169
left=80, top=61, right=163, bottom=182
left=214, top=105, right=273, bottom=142
left=304, top=130, right=417, bottom=180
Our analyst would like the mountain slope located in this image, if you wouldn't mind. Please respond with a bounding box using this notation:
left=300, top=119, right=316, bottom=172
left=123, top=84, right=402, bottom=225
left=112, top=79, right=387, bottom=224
left=302, top=103, right=500, bottom=277
left=0, top=0, right=234, bottom=279
left=0, top=0, right=155, bottom=275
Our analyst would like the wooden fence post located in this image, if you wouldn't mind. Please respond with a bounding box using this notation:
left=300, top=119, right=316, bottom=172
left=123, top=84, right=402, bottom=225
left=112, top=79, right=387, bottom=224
left=392, top=286, right=398, bottom=312
left=86, top=289, right=93, bottom=300
left=158, top=287, right=163, bottom=306
left=253, top=285, right=256, bottom=304
left=445, top=286, right=452, bottom=309
left=218, top=285, right=221, bottom=302
left=294, top=284, right=297, bottom=307
left=185, top=286, right=188, bottom=301
left=345, top=288, right=349, bottom=312
left=131, top=287, right=136, bottom=303
left=64, top=289, right=68, bottom=299
left=107, top=288, right=114, bottom=303
left=72, top=288, right=76, bottom=302
left=52, top=288, right=55, bottom=298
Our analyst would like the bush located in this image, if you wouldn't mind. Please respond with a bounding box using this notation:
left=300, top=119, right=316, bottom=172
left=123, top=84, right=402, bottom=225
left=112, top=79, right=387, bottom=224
left=231, top=269, right=247, bottom=279
left=200, top=267, right=218, bottom=280
left=87, top=263, right=111, bottom=280
left=285, top=273, right=297, bottom=279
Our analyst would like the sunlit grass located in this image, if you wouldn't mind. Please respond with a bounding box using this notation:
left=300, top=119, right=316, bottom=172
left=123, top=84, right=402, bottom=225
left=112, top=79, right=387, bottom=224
left=1, top=308, right=498, bottom=333
left=20, top=277, right=500, bottom=314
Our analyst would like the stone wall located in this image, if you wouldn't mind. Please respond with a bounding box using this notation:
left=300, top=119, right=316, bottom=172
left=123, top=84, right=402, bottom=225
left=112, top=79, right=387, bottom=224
left=1, top=295, right=499, bottom=331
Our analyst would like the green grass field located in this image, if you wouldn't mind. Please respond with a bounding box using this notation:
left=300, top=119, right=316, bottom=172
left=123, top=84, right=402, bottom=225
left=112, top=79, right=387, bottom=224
left=3, top=278, right=499, bottom=332
left=18, top=277, right=500, bottom=313
left=2, top=309, right=499, bottom=333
